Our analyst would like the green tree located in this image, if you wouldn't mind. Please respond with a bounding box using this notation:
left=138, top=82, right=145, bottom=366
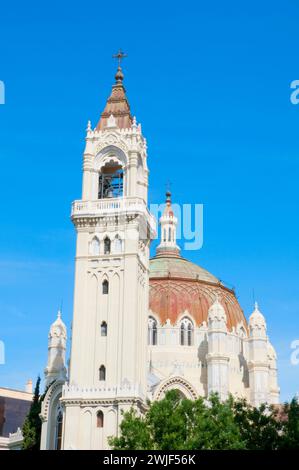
left=109, top=390, right=245, bottom=450
left=22, top=376, right=42, bottom=450
left=280, top=397, right=299, bottom=449
left=109, top=391, right=299, bottom=451
left=188, top=394, right=245, bottom=450
left=146, top=390, right=196, bottom=449
left=108, top=408, right=152, bottom=450
left=232, top=398, right=282, bottom=450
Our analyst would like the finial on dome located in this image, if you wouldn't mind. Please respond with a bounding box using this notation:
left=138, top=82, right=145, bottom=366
left=113, top=49, right=127, bottom=84
left=166, top=190, right=171, bottom=204
left=115, top=66, right=124, bottom=83
left=86, top=120, right=91, bottom=132
left=165, top=180, right=172, bottom=204
left=57, top=309, right=62, bottom=320
left=254, top=301, right=259, bottom=311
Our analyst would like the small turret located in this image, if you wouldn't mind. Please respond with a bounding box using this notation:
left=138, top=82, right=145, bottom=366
left=44, top=310, right=67, bottom=387
left=207, top=294, right=227, bottom=329
left=249, top=301, right=267, bottom=338
left=248, top=302, right=269, bottom=406
left=206, top=295, right=229, bottom=400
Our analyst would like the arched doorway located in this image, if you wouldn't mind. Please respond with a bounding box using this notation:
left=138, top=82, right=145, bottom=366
left=154, top=376, right=198, bottom=401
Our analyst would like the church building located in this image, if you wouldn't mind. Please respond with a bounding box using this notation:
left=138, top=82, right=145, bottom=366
left=40, top=57, right=279, bottom=450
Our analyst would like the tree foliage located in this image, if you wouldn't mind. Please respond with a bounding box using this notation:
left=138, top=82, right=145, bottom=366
left=109, top=391, right=244, bottom=450
left=22, top=376, right=42, bottom=450
left=232, top=398, right=282, bottom=449
left=109, top=390, right=299, bottom=450
left=280, top=397, right=299, bottom=449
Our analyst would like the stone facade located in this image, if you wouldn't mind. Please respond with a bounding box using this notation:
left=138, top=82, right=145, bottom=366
left=40, top=66, right=279, bottom=450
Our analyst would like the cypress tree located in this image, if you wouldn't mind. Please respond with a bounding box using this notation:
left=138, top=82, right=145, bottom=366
left=22, top=376, right=42, bottom=450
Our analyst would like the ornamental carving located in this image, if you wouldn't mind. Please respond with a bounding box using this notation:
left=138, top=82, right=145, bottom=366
left=154, top=376, right=198, bottom=401
left=95, top=134, right=128, bottom=155
left=40, top=380, right=64, bottom=421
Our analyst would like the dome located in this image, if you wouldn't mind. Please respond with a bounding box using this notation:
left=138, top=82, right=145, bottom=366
left=149, top=253, right=247, bottom=331
left=149, top=192, right=247, bottom=332
left=150, top=253, right=219, bottom=283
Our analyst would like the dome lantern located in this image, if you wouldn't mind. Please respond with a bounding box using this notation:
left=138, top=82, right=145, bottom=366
left=156, top=191, right=180, bottom=257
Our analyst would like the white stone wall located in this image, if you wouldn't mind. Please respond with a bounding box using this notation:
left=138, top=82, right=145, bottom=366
left=147, top=312, right=278, bottom=406
left=59, top=119, right=154, bottom=450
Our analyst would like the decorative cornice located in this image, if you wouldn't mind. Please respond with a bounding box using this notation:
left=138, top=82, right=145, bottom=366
left=61, top=397, right=144, bottom=407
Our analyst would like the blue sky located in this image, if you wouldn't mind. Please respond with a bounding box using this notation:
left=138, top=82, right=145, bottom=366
left=0, top=0, right=298, bottom=401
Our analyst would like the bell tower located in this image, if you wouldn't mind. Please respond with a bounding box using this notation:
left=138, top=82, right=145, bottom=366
left=61, top=56, right=155, bottom=450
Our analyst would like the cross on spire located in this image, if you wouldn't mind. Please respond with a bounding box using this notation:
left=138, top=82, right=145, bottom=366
left=112, top=49, right=127, bottom=67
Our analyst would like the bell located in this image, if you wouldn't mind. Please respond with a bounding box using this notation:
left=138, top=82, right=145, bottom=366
left=107, top=188, right=114, bottom=198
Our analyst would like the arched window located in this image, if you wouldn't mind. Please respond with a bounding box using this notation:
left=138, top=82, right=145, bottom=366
left=163, top=228, right=166, bottom=242
left=168, top=227, right=171, bottom=242
left=180, top=323, right=185, bottom=346
left=98, top=163, right=123, bottom=199
left=102, top=280, right=109, bottom=295
left=90, top=236, right=100, bottom=256
left=180, top=317, right=194, bottom=346
left=97, top=410, right=104, bottom=428
left=55, top=406, right=63, bottom=450
left=148, top=317, right=158, bottom=345
left=114, top=235, right=122, bottom=253
left=99, top=365, right=106, bottom=381
left=104, top=237, right=111, bottom=254
left=101, top=321, right=107, bottom=336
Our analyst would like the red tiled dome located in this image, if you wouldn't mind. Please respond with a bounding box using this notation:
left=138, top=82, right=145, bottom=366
left=149, top=254, right=247, bottom=331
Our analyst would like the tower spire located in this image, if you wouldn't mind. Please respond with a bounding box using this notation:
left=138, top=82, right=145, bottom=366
left=96, top=50, right=132, bottom=130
